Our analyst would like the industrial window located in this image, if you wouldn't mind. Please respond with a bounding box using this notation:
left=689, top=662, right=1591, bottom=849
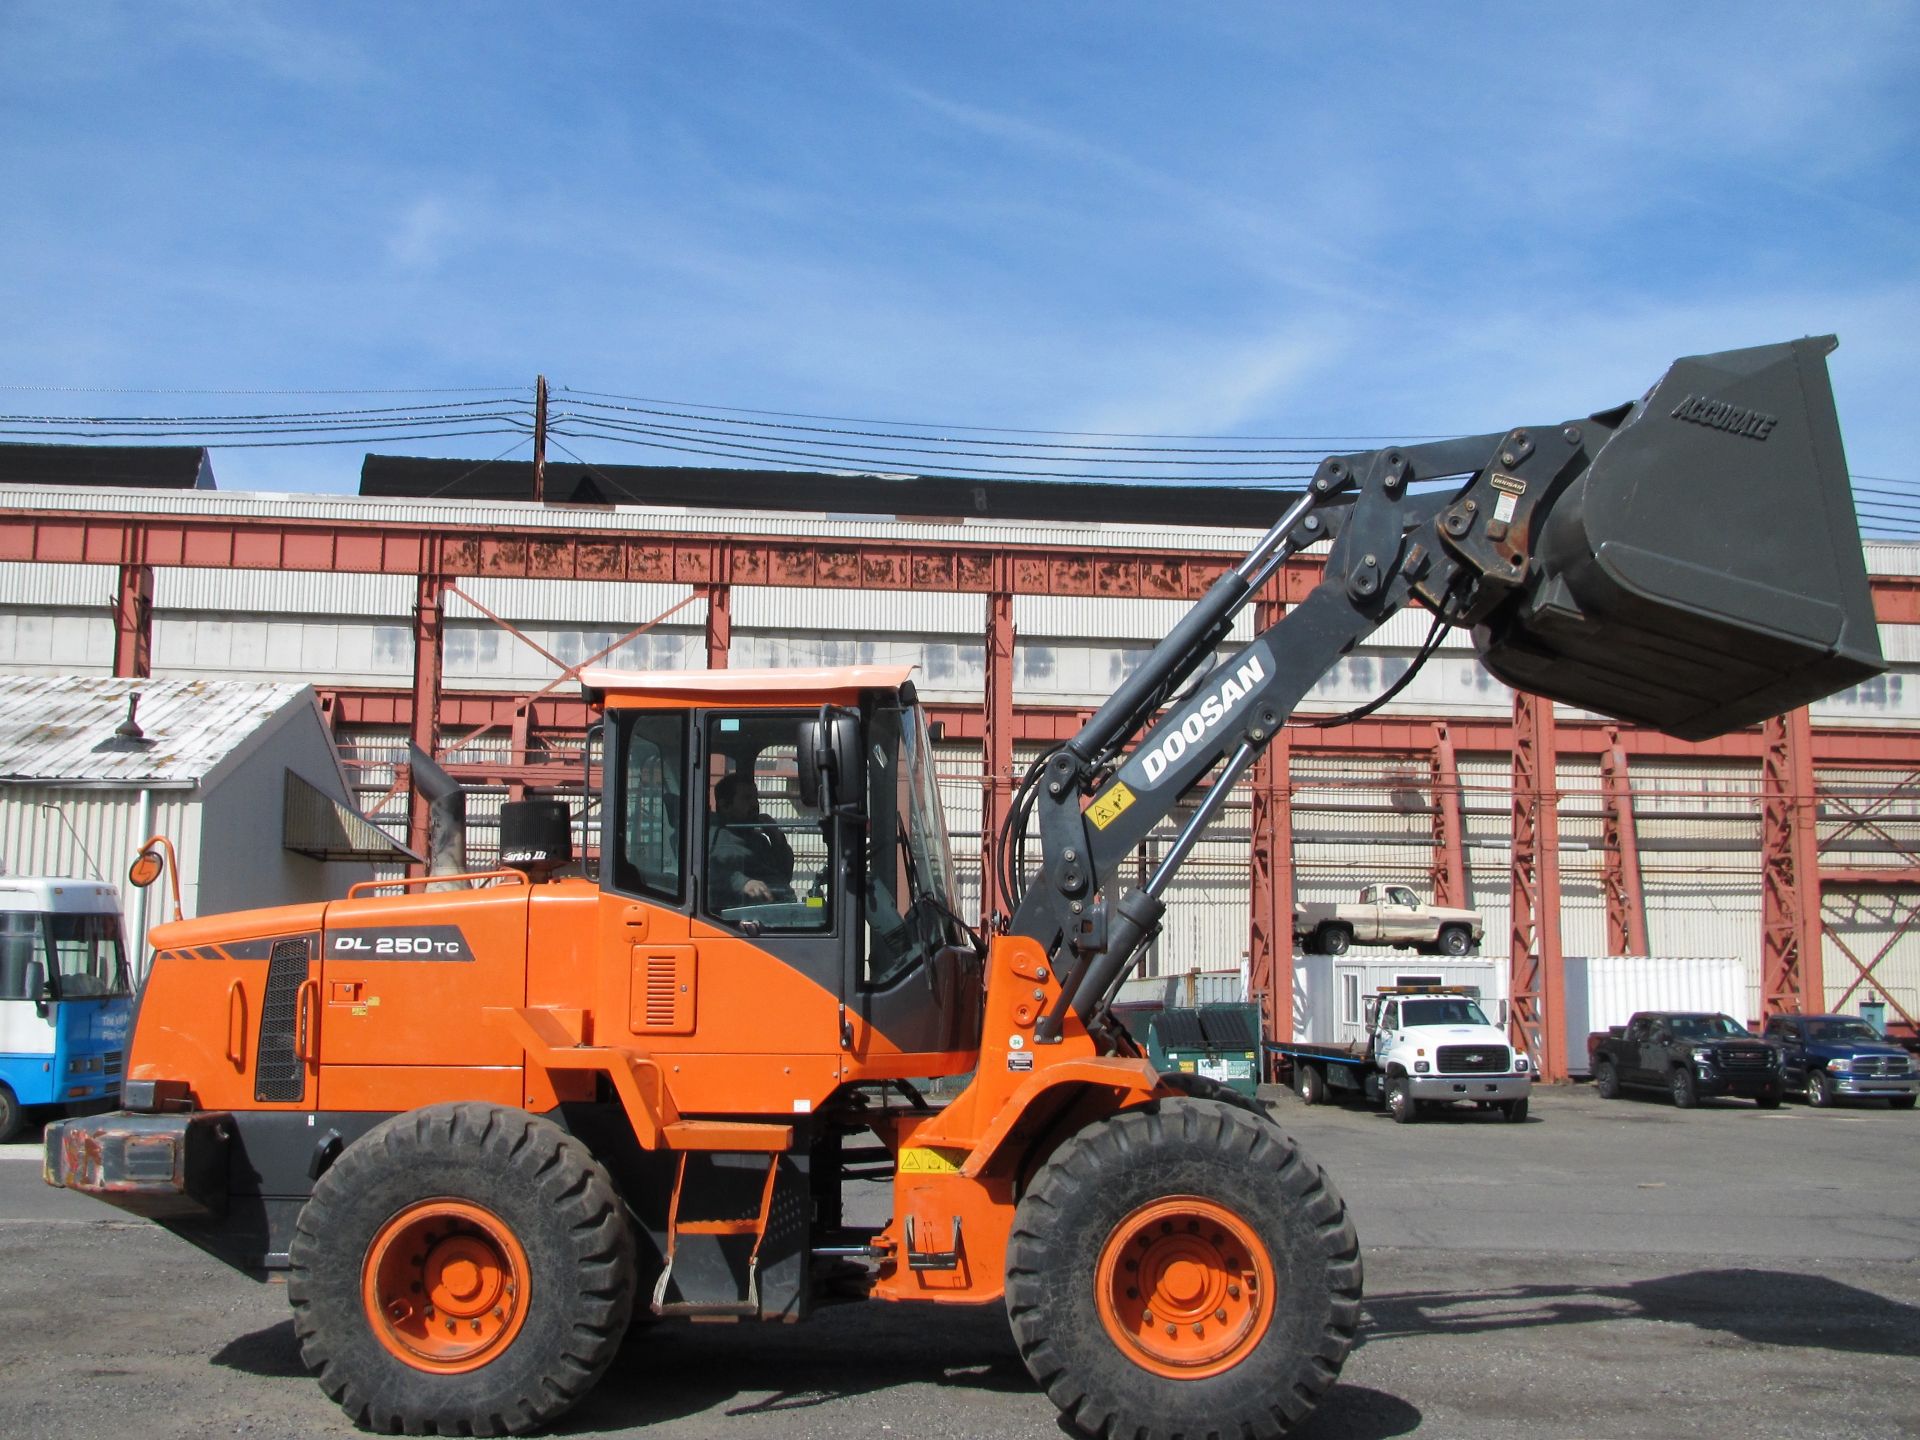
left=610, top=711, right=687, bottom=904
left=1340, top=973, right=1360, bottom=1027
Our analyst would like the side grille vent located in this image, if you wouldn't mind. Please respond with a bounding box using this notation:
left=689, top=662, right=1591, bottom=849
left=254, top=938, right=311, bottom=1103
left=645, top=961, right=678, bottom=1028
left=630, top=946, right=696, bottom=1035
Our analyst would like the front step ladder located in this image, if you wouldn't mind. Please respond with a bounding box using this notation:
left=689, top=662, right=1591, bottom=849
left=650, top=1150, right=783, bottom=1318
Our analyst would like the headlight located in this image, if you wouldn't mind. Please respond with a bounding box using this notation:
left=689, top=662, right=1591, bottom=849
left=1413, top=1061, right=1430, bottom=1073
left=1828, top=1058, right=1852, bottom=1073
left=1515, top=1056, right=1531, bottom=1073
left=1692, top=1047, right=1715, bottom=1064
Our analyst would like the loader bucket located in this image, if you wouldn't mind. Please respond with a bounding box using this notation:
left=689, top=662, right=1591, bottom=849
left=1474, top=336, right=1883, bottom=741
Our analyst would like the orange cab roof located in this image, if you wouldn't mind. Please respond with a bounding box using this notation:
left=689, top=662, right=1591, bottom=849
left=580, top=663, right=915, bottom=706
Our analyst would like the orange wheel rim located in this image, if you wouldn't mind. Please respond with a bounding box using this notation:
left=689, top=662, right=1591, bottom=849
left=362, top=1199, right=530, bottom=1373
left=1095, top=1196, right=1276, bottom=1379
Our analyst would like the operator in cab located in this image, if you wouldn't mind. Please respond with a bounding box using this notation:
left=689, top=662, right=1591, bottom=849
left=708, top=773, right=795, bottom=906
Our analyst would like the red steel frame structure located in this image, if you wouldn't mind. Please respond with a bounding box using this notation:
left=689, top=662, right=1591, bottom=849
left=8, top=501, right=1920, bottom=1057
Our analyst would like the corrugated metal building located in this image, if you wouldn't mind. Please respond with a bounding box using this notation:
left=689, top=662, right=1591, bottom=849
left=0, top=675, right=410, bottom=962
left=0, top=478, right=1915, bottom=1025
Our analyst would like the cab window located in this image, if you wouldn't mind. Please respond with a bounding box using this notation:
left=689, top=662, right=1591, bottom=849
left=701, top=712, right=830, bottom=934
left=609, top=711, right=687, bottom=903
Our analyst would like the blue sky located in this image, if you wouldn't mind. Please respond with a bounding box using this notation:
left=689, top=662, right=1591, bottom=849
left=1, top=3, right=1915, bottom=509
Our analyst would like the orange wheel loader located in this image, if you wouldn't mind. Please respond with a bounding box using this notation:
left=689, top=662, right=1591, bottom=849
left=47, top=338, right=1882, bottom=1436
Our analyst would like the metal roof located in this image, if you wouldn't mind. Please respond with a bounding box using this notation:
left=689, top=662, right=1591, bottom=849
left=0, top=443, right=214, bottom=489
left=359, top=455, right=1302, bottom=529
left=0, top=675, right=311, bottom=786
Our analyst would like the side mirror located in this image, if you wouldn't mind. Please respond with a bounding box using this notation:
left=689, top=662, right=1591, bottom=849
left=129, top=848, right=163, bottom=888
left=797, top=707, right=863, bottom=815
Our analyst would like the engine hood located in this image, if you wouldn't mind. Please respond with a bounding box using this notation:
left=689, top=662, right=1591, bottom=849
left=149, top=902, right=331, bottom=953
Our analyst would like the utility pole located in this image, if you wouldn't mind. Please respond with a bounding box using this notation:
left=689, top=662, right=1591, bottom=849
left=532, top=373, right=548, bottom=502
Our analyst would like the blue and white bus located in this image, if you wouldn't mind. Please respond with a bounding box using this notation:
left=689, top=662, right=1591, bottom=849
left=0, top=878, right=132, bottom=1143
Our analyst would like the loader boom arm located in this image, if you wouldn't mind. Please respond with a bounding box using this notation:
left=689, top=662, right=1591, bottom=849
left=1008, top=336, right=1882, bottom=1042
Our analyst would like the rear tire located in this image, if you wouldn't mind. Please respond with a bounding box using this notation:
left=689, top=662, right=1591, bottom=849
left=0, top=1083, right=22, bottom=1145
left=1318, top=925, right=1352, bottom=957
left=1807, top=1070, right=1837, bottom=1108
left=1671, top=1067, right=1699, bottom=1110
left=288, top=1102, right=635, bottom=1436
left=1387, top=1076, right=1419, bottom=1124
left=1594, top=1060, right=1620, bottom=1100
left=1006, top=1097, right=1361, bottom=1440
left=1295, top=1063, right=1327, bottom=1108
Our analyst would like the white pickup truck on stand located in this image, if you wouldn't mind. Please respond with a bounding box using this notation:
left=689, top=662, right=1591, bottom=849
left=1294, top=884, right=1484, bottom=956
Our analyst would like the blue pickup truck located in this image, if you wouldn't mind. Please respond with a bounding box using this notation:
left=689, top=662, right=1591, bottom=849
left=1760, top=1013, right=1918, bottom=1109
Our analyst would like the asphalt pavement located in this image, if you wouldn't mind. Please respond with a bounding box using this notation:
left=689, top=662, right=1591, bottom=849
left=2, top=1084, right=1915, bottom=1439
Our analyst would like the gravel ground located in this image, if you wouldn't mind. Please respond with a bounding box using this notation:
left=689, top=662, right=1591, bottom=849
left=3, top=1083, right=1915, bottom=1439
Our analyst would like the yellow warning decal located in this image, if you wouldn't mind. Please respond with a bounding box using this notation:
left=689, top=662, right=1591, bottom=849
left=1088, top=782, right=1136, bottom=831
left=899, top=1146, right=968, bottom=1175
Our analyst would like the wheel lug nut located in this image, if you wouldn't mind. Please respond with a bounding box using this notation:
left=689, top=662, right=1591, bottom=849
left=1215, top=1308, right=1228, bottom=1322
left=1192, top=1323, right=1205, bottom=1337
left=1227, top=1284, right=1241, bottom=1300
left=1165, top=1323, right=1177, bottom=1337
left=471, top=1320, right=483, bottom=1334
left=445, top=1320, right=456, bottom=1334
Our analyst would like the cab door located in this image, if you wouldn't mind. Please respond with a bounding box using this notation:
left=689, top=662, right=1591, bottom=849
left=601, top=706, right=848, bottom=1118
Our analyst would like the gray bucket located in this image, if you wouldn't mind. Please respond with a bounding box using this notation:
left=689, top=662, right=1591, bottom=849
left=1474, top=336, right=1883, bottom=740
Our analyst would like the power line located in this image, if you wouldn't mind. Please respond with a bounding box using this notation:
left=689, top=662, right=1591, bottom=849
left=558, top=385, right=1445, bottom=444
left=0, top=384, right=527, bottom=396
left=552, top=419, right=1308, bottom=484
left=561, top=395, right=1356, bottom=457
left=556, top=410, right=1318, bottom=476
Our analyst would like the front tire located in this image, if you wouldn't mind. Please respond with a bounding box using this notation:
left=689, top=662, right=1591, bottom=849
left=1807, top=1070, right=1837, bottom=1108
left=1006, top=1097, right=1361, bottom=1440
left=0, top=1082, right=22, bottom=1145
left=1890, top=1094, right=1916, bottom=1111
left=1594, top=1059, right=1620, bottom=1100
left=1500, top=1097, right=1529, bottom=1123
left=1157, top=1070, right=1267, bottom=1119
left=1437, top=926, right=1473, bottom=956
left=288, top=1102, right=635, bottom=1436
left=1387, top=1076, right=1420, bottom=1124
left=1671, top=1067, right=1699, bottom=1110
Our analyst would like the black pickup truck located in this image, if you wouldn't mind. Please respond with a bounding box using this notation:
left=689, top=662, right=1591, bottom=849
left=1590, top=1012, right=1783, bottom=1108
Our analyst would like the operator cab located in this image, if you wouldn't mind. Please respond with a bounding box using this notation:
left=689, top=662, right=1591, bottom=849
left=582, top=665, right=982, bottom=1076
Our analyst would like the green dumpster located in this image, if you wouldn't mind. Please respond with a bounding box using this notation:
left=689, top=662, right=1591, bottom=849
left=1143, top=1004, right=1262, bottom=1098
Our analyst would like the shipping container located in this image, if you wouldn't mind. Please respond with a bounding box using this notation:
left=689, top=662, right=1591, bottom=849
left=1560, top=955, right=1748, bottom=1076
